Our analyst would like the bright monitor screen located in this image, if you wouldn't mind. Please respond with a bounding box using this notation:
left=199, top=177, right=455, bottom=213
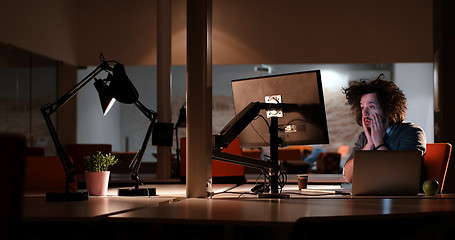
left=231, top=70, right=329, bottom=147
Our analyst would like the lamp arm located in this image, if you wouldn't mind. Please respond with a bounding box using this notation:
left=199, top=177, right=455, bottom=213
left=40, top=61, right=111, bottom=192
left=212, top=150, right=278, bottom=173
left=134, top=100, right=158, bottom=121
left=128, top=100, right=158, bottom=188
left=41, top=106, right=73, bottom=180
left=44, top=64, right=110, bottom=115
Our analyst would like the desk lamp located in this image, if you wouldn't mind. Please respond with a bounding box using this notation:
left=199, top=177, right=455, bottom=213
left=174, top=103, right=186, bottom=177
left=41, top=53, right=157, bottom=201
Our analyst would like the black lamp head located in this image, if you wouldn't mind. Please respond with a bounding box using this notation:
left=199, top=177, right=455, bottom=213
left=94, top=75, right=116, bottom=116
left=175, top=104, right=186, bottom=128
left=109, top=63, right=139, bottom=104
left=94, top=62, right=139, bottom=116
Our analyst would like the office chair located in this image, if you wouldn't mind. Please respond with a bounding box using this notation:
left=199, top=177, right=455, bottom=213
left=424, top=143, right=452, bottom=193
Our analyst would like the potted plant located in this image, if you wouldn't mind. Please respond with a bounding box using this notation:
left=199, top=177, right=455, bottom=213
left=84, top=151, right=118, bottom=196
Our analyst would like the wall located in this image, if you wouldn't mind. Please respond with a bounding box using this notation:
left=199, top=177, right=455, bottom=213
left=394, top=63, right=434, bottom=143
left=79, top=0, right=433, bottom=65
left=0, top=0, right=78, bottom=65
left=211, top=0, right=433, bottom=65
left=1, top=0, right=432, bottom=66
left=76, top=67, right=122, bottom=150
left=75, top=0, right=158, bottom=66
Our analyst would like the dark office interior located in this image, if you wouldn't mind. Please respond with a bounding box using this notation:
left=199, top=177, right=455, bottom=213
left=2, top=0, right=455, bottom=239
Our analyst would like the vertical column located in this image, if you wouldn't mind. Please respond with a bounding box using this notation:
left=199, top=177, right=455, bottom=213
left=186, top=0, right=212, bottom=198
left=156, top=0, right=172, bottom=180
left=433, top=0, right=455, bottom=193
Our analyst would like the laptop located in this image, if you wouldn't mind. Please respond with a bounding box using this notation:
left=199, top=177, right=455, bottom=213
left=351, top=150, right=422, bottom=196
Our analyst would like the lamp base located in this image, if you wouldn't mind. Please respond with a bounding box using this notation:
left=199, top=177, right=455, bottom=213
left=118, top=187, right=156, bottom=196
left=258, top=193, right=290, bottom=199
left=46, top=191, right=89, bottom=201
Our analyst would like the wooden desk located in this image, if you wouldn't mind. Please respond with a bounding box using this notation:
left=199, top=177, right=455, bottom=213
left=19, top=194, right=176, bottom=239
left=21, top=195, right=175, bottom=222
left=110, top=196, right=455, bottom=223
left=19, top=184, right=235, bottom=239
left=21, top=184, right=235, bottom=222
left=19, top=184, right=455, bottom=240
left=108, top=196, right=455, bottom=239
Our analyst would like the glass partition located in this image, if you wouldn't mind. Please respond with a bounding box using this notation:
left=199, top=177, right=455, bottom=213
left=0, top=42, right=57, bottom=154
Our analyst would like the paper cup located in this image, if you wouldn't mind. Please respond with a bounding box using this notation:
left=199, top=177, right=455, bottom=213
left=297, top=174, right=308, bottom=190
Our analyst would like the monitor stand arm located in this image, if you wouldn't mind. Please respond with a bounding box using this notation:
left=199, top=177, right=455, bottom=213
left=212, top=102, right=290, bottom=198
left=212, top=151, right=279, bottom=173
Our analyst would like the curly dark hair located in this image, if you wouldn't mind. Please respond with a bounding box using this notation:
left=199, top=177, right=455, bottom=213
left=342, top=74, right=407, bottom=126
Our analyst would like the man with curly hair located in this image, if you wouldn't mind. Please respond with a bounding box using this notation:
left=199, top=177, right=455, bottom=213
left=342, top=74, right=426, bottom=183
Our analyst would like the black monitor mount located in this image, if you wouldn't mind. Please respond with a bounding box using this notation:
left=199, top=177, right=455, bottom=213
left=212, top=101, right=291, bottom=198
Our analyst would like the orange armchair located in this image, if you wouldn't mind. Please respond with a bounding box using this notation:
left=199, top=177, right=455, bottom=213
left=180, top=137, right=245, bottom=184
left=424, top=143, right=452, bottom=193
left=24, top=156, right=73, bottom=192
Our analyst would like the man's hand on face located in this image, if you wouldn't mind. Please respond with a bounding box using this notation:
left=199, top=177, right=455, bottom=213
left=363, top=113, right=386, bottom=150
left=362, top=115, right=374, bottom=150
left=370, top=113, right=386, bottom=147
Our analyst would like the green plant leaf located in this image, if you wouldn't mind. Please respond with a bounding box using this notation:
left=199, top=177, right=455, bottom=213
left=84, top=151, right=118, bottom=172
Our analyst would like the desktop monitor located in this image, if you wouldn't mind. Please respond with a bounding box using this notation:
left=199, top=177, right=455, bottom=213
left=231, top=70, right=329, bottom=148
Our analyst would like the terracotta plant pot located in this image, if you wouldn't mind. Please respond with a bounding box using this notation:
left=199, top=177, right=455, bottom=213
left=84, top=171, right=110, bottom=196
